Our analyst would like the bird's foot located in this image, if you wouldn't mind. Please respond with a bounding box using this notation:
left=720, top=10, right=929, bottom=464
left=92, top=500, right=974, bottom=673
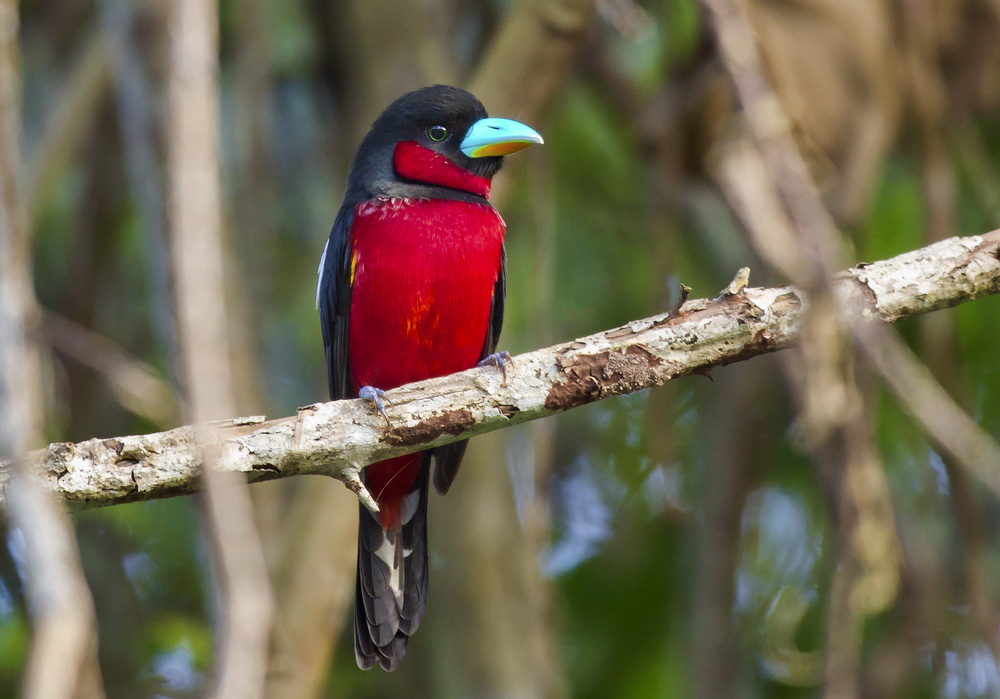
left=477, top=351, right=513, bottom=384
left=359, top=385, right=391, bottom=427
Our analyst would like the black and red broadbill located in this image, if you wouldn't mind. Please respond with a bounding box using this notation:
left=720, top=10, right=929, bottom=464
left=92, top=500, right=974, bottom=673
left=317, top=85, right=542, bottom=670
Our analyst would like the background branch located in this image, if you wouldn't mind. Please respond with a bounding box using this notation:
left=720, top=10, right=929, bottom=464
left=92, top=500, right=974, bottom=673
left=702, top=0, right=1000, bottom=693
left=166, top=1, right=272, bottom=696
left=0, top=2, right=104, bottom=696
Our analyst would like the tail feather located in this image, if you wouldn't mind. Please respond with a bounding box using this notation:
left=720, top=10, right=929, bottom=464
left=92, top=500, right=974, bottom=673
left=431, top=440, right=469, bottom=494
left=399, top=520, right=428, bottom=634
left=354, top=455, right=430, bottom=671
left=353, top=575, right=377, bottom=670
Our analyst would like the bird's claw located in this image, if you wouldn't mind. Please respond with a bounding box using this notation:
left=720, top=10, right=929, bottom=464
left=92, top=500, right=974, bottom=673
left=359, top=385, right=391, bottom=427
left=477, top=351, right=513, bottom=384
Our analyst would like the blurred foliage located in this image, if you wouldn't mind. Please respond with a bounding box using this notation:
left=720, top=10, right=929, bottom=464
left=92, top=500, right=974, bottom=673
left=2, top=0, right=1000, bottom=697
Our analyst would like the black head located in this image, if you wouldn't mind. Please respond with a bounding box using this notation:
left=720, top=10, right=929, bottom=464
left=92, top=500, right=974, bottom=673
left=345, top=86, right=534, bottom=203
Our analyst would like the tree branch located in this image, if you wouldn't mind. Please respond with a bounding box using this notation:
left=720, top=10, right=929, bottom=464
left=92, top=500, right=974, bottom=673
left=0, top=231, right=998, bottom=511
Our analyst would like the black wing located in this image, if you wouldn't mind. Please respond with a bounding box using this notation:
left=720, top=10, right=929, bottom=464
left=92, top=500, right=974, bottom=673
left=431, top=244, right=506, bottom=495
left=318, top=202, right=356, bottom=400
left=481, top=244, right=507, bottom=362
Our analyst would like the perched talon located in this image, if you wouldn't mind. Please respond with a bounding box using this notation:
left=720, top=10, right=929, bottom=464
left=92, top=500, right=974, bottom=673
left=359, top=385, right=391, bottom=426
left=477, top=350, right=513, bottom=383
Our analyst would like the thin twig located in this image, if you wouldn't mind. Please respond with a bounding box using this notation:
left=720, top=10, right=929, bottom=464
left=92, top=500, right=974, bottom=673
left=25, top=30, right=112, bottom=223
left=853, top=321, right=1000, bottom=493
left=42, top=311, right=181, bottom=428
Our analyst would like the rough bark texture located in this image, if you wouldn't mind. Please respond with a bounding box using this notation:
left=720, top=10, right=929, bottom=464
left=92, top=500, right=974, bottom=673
left=0, top=231, right=997, bottom=510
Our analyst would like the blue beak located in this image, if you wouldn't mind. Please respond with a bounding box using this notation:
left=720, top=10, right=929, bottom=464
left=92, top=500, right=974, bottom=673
left=460, top=117, right=544, bottom=158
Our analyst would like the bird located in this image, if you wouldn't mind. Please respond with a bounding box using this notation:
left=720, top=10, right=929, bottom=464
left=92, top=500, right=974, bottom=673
left=316, top=85, right=542, bottom=671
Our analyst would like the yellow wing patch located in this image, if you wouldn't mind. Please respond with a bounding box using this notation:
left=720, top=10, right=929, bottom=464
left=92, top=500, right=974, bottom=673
left=350, top=249, right=359, bottom=286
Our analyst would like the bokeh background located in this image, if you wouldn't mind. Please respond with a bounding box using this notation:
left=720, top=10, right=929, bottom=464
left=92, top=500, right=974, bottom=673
left=2, top=0, right=1000, bottom=697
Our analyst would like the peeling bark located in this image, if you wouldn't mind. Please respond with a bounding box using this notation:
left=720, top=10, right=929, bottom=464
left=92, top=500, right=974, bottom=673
left=0, top=231, right=998, bottom=510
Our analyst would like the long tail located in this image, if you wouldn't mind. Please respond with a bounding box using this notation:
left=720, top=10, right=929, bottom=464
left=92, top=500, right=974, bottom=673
left=354, top=454, right=430, bottom=671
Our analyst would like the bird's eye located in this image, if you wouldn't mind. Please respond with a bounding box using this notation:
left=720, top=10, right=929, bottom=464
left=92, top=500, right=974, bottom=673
left=427, top=125, right=449, bottom=142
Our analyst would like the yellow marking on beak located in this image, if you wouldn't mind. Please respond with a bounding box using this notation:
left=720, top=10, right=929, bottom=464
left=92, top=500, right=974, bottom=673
left=468, top=140, right=535, bottom=158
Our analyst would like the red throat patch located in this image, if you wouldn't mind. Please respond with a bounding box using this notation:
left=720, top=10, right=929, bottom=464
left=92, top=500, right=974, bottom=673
left=392, top=141, right=492, bottom=199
